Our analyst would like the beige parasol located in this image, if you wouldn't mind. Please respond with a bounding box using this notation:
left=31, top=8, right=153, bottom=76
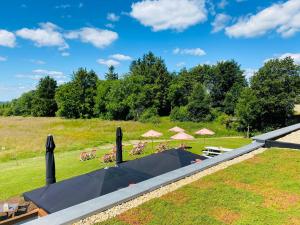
left=170, top=132, right=195, bottom=149
left=169, top=126, right=185, bottom=133
left=141, top=130, right=163, bottom=150
left=195, top=128, right=215, bottom=144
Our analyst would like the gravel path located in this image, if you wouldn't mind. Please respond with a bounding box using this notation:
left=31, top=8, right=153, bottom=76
left=277, top=130, right=300, bottom=144
left=75, top=147, right=266, bottom=225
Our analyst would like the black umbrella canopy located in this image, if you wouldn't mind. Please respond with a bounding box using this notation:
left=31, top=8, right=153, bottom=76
left=45, top=135, right=56, bottom=185
left=24, top=167, right=151, bottom=213
left=120, top=149, right=206, bottom=177
left=116, top=127, right=123, bottom=164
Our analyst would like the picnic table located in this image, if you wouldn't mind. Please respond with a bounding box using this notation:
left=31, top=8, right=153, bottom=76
left=0, top=203, right=18, bottom=218
left=203, top=146, right=233, bottom=158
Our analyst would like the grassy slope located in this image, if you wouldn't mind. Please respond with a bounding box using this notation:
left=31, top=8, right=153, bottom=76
left=99, top=149, right=300, bottom=225
left=0, top=117, right=241, bottom=162
left=0, top=137, right=250, bottom=201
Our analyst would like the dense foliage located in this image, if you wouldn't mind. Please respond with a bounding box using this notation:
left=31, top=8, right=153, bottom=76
left=1, top=52, right=299, bottom=132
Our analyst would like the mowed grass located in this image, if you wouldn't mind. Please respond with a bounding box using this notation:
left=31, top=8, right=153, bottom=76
left=0, top=137, right=250, bottom=201
left=0, top=117, right=241, bottom=162
left=99, top=149, right=300, bottom=225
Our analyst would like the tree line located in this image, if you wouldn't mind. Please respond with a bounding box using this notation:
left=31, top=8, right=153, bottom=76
left=0, top=52, right=299, bottom=132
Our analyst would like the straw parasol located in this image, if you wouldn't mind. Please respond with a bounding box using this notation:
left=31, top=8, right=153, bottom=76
left=195, top=128, right=215, bottom=144
left=141, top=130, right=163, bottom=150
left=170, top=132, right=195, bottom=149
left=169, top=126, right=185, bottom=133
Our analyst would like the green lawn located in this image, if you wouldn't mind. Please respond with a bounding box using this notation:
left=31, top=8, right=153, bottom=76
left=0, top=137, right=250, bottom=201
left=98, top=149, right=300, bottom=225
left=0, top=117, right=241, bottom=162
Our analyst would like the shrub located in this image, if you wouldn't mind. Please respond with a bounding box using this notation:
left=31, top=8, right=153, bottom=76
left=139, top=108, right=160, bottom=124
left=170, top=106, right=189, bottom=122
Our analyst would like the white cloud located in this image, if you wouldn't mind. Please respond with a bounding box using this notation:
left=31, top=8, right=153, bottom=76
left=130, top=0, right=207, bottom=31
left=16, top=22, right=69, bottom=50
left=107, top=13, right=120, bottom=22
left=29, top=59, right=45, bottom=65
left=110, top=54, right=132, bottom=61
left=211, top=13, right=231, bottom=33
left=173, top=47, right=206, bottom=56
left=33, top=69, right=66, bottom=79
left=105, top=23, right=115, bottom=29
left=266, top=53, right=300, bottom=65
left=226, top=0, right=300, bottom=38
left=65, top=28, right=118, bottom=48
left=0, top=29, right=16, bottom=48
left=97, top=59, right=120, bottom=67
left=244, top=68, right=257, bottom=80
left=55, top=4, right=71, bottom=9
left=0, top=56, right=7, bottom=62
left=218, top=0, right=228, bottom=9
left=176, top=62, right=186, bottom=68
left=61, top=52, right=70, bottom=57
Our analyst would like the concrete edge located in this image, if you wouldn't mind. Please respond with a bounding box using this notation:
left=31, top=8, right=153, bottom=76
left=252, top=123, right=300, bottom=142
left=24, top=141, right=264, bottom=225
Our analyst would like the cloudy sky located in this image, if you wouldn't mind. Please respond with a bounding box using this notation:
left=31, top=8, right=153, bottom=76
left=0, top=0, right=299, bottom=101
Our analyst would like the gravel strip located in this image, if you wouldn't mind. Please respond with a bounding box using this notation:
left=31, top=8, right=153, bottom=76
left=277, top=130, right=300, bottom=144
left=75, top=148, right=266, bottom=225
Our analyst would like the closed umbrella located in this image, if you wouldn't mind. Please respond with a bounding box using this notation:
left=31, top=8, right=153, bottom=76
left=169, top=126, right=185, bottom=133
left=170, top=132, right=195, bottom=149
left=195, top=128, right=215, bottom=144
left=46, top=135, right=56, bottom=185
left=141, top=130, right=163, bottom=150
left=116, top=127, right=123, bottom=165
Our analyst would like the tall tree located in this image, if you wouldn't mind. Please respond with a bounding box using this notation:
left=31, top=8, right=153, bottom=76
left=31, top=76, right=57, bottom=117
left=129, top=52, right=172, bottom=116
left=72, top=68, right=98, bottom=118
left=187, top=83, right=212, bottom=122
left=210, top=60, right=246, bottom=109
left=250, top=57, right=298, bottom=128
left=105, top=66, right=118, bottom=80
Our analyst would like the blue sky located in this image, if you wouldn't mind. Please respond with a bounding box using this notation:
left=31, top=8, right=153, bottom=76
left=0, top=0, right=299, bottom=101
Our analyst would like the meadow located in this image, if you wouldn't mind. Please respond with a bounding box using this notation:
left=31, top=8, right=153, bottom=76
left=0, top=116, right=250, bottom=201
left=0, top=117, right=241, bottom=162
left=99, top=149, right=300, bottom=225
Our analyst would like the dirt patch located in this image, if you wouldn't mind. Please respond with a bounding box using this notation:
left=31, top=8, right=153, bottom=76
left=225, top=180, right=300, bottom=210
left=117, top=208, right=153, bottom=225
left=287, top=216, right=300, bottom=225
left=210, top=207, right=241, bottom=224
left=160, top=190, right=189, bottom=206
left=190, top=179, right=216, bottom=189
left=244, top=156, right=265, bottom=165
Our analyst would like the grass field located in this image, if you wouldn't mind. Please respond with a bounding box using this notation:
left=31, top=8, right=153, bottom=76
left=0, top=117, right=241, bottom=162
left=99, top=149, right=300, bottom=225
left=0, top=137, right=250, bottom=201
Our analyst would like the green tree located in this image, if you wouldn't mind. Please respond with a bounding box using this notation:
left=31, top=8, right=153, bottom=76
left=223, top=84, right=244, bottom=115
left=55, top=83, right=81, bottom=118
left=187, top=83, right=212, bottom=122
left=250, top=57, right=298, bottom=128
left=31, top=76, right=57, bottom=117
left=210, top=60, right=246, bottom=109
left=105, top=66, right=118, bottom=80
left=129, top=52, right=171, bottom=116
left=10, top=91, right=35, bottom=116
left=235, top=88, right=261, bottom=130
left=72, top=68, right=98, bottom=118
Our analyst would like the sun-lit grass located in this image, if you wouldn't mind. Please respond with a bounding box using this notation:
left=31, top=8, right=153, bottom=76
left=0, top=137, right=250, bottom=201
left=99, top=149, right=300, bottom=225
left=294, top=104, right=300, bottom=115
left=0, top=117, right=242, bottom=162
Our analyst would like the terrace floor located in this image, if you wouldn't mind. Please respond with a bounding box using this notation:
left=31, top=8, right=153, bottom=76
left=97, top=148, right=300, bottom=225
